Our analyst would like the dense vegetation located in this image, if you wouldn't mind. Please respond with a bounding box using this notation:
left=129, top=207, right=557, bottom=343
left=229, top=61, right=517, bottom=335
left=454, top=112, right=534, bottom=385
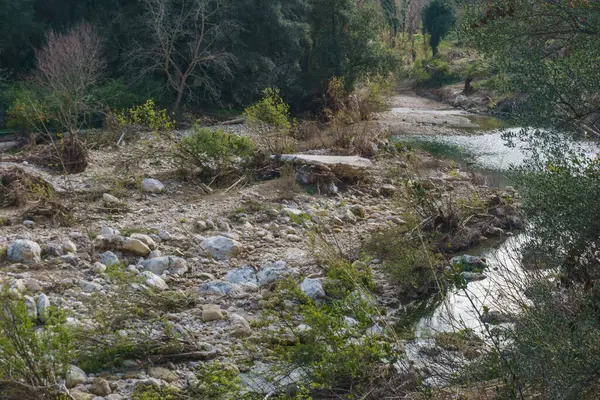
left=1, top=0, right=600, bottom=398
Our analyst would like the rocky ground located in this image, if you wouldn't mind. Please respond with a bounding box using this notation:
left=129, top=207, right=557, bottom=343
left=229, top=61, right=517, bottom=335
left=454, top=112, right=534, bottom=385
left=0, top=93, right=521, bottom=399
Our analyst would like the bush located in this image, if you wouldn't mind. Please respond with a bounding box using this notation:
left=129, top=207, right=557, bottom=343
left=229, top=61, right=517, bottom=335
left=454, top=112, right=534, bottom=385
left=107, top=99, right=175, bottom=135
left=175, top=126, right=256, bottom=182
left=0, top=288, right=74, bottom=399
left=366, top=227, right=442, bottom=294
left=244, top=88, right=291, bottom=130
left=261, top=278, right=395, bottom=397
left=412, top=59, right=458, bottom=87
left=244, top=88, right=296, bottom=154
left=6, top=88, right=52, bottom=133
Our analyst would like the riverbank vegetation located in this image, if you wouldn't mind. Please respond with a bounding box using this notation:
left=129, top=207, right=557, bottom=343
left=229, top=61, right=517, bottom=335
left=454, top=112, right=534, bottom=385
left=1, top=0, right=599, bottom=399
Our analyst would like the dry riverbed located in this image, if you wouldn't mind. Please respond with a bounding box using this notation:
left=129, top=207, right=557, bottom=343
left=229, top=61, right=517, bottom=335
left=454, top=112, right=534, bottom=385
left=0, top=93, right=521, bottom=399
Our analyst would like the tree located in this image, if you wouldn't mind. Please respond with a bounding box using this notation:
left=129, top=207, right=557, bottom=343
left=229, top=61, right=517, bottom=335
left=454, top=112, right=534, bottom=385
left=35, top=23, right=105, bottom=136
left=422, top=0, right=455, bottom=57
left=461, top=0, right=600, bottom=135
left=223, top=0, right=311, bottom=106
left=134, top=0, right=237, bottom=113
left=306, top=0, right=397, bottom=95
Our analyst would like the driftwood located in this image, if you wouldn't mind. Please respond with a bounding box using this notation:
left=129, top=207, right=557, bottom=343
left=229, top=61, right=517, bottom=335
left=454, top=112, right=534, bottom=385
left=217, top=117, right=246, bottom=126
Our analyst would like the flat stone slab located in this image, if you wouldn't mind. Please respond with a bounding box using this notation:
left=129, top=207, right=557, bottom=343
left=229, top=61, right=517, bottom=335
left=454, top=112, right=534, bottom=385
left=276, top=154, right=373, bottom=169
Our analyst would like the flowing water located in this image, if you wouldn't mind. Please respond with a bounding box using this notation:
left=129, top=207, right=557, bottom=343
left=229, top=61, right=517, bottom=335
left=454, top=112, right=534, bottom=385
left=389, top=110, right=530, bottom=381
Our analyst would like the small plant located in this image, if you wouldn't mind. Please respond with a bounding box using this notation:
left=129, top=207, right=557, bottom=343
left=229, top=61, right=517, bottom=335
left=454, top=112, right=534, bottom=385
left=187, top=362, right=242, bottom=399
left=244, top=88, right=296, bottom=154
left=274, top=164, right=301, bottom=200
left=108, top=99, right=175, bottom=135
left=131, top=385, right=179, bottom=400
left=175, top=126, right=255, bottom=182
left=0, top=287, right=74, bottom=399
left=244, top=88, right=291, bottom=130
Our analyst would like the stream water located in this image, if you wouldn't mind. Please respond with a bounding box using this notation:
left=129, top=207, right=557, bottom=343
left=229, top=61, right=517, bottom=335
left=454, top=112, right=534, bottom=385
left=390, top=110, right=531, bottom=381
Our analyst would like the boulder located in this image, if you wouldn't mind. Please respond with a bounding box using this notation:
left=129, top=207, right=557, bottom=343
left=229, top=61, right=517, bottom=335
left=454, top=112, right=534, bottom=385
left=7, top=239, right=41, bottom=263
left=94, top=235, right=151, bottom=257
left=141, top=178, right=165, bottom=194
left=199, top=281, right=239, bottom=296
left=300, top=278, right=325, bottom=299
left=139, top=256, right=188, bottom=276
left=129, top=233, right=157, bottom=250
left=275, top=154, right=372, bottom=181
left=202, top=236, right=243, bottom=260
left=99, top=251, right=120, bottom=267
left=140, top=271, right=168, bottom=290
left=450, top=255, right=487, bottom=272
left=66, top=365, right=87, bottom=388
left=257, top=261, right=288, bottom=286
left=461, top=272, right=487, bottom=282
left=230, top=313, right=252, bottom=338
left=225, top=267, right=257, bottom=284
left=148, top=366, right=178, bottom=382
left=102, top=193, right=122, bottom=207
left=36, top=293, right=50, bottom=323
left=202, top=304, right=224, bottom=321
left=91, top=378, right=112, bottom=396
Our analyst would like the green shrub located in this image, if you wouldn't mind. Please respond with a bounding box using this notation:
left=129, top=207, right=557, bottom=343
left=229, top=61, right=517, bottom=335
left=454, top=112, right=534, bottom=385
left=244, top=88, right=296, bottom=153
left=244, top=88, right=291, bottom=130
left=412, top=59, right=458, bottom=87
left=187, top=362, right=242, bottom=399
left=107, top=99, right=175, bottom=135
left=262, top=279, right=393, bottom=397
left=0, top=287, right=74, bottom=398
left=175, top=126, right=256, bottom=181
left=131, top=385, right=179, bottom=400
left=6, top=88, right=52, bottom=132
left=366, top=228, right=442, bottom=292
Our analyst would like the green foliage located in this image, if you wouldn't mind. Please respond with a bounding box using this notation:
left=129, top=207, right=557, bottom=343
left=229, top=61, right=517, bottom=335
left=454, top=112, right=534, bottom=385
left=131, top=385, right=179, bottom=400
left=244, top=88, right=291, bottom=130
left=366, top=227, right=441, bottom=292
left=460, top=0, right=600, bottom=134
left=510, top=130, right=600, bottom=281
left=412, top=59, right=458, bottom=87
left=109, top=99, right=175, bottom=134
left=0, top=287, right=74, bottom=395
left=422, top=0, right=456, bottom=57
left=307, top=0, right=399, bottom=94
left=188, top=362, right=242, bottom=399
left=6, top=88, right=52, bottom=132
left=263, top=278, right=393, bottom=396
left=175, top=126, right=255, bottom=181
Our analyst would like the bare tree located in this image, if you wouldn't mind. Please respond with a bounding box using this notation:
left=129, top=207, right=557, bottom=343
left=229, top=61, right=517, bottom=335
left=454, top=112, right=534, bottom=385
left=135, top=0, right=237, bottom=113
left=35, top=23, right=105, bottom=136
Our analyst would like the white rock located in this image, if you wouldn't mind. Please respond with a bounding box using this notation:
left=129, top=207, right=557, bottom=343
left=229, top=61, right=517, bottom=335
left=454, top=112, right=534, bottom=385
left=140, top=271, right=168, bottom=290
left=129, top=233, right=157, bottom=250
left=225, top=267, right=257, bottom=284
left=37, top=293, right=51, bottom=323
left=199, top=281, right=239, bottom=296
left=202, top=236, right=243, bottom=261
left=7, top=239, right=42, bottom=263
left=158, top=230, right=171, bottom=241
left=230, top=313, right=252, bottom=338
left=141, top=178, right=165, bottom=194
left=62, top=239, right=77, bottom=254
left=102, top=193, right=122, bottom=206
left=300, top=278, right=325, bottom=299
left=66, top=365, right=87, bottom=388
